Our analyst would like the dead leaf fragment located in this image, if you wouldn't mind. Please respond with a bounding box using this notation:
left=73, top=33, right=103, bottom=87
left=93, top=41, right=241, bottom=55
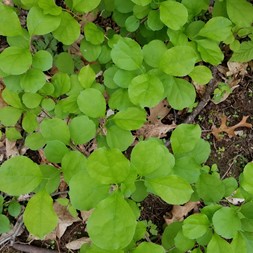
left=148, top=100, right=170, bottom=123
left=227, top=62, right=248, bottom=77
left=66, top=237, right=91, bottom=250
left=211, top=115, right=252, bottom=140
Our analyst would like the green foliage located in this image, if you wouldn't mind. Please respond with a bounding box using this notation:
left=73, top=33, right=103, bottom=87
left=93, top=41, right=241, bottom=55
left=0, top=0, right=252, bottom=252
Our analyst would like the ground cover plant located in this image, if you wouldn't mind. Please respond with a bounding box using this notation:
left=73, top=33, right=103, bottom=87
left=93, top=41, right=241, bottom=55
left=0, top=0, right=253, bottom=252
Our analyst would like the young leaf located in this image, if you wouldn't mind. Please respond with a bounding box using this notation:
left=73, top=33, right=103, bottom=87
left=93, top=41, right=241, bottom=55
left=160, top=46, right=197, bottom=76
left=23, top=190, right=58, bottom=238
left=145, top=175, right=193, bottom=205
left=25, top=132, right=46, bottom=150
left=78, top=65, right=96, bottom=89
left=189, top=65, right=212, bottom=85
left=32, top=50, right=53, bottom=71
left=0, top=106, right=22, bottom=126
left=1, top=88, right=23, bottom=109
left=22, top=111, right=38, bottom=133
left=133, top=242, right=165, bottom=253
left=0, top=156, right=42, bottom=195
left=125, top=15, right=140, bottom=32
left=51, top=72, right=71, bottom=97
left=27, top=6, right=61, bottom=35
left=54, top=52, right=74, bottom=74
left=80, top=39, right=102, bottom=62
left=0, top=215, right=10, bottom=234
left=72, top=0, right=101, bottom=13
left=69, top=170, right=110, bottom=211
left=128, top=73, right=164, bottom=108
left=38, top=0, right=62, bottom=15
left=87, top=148, right=131, bottom=184
left=111, top=37, right=143, bottom=71
left=182, top=213, right=210, bottom=239
left=44, top=140, right=69, bottom=163
left=160, top=1, right=188, bottom=30
left=87, top=192, right=137, bottom=250
left=206, top=233, right=232, bottom=253
left=22, top=93, right=42, bottom=109
left=0, top=47, right=32, bottom=75
left=147, top=10, right=164, bottom=31
left=69, top=115, right=96, bottom=145
left=131, top=0, right=152, bottom=6
left=162, top=222, right=182, bottom=250
left=84, top=22, right=104, bottom=45
left=77, top=88, right=106, bottom=118
left=8, top=201, right=21, bottom=217
left=230, top=41, right=253, bottom=63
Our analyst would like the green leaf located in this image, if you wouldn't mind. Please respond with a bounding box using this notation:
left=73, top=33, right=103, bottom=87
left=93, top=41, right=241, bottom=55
left=231, top=232, right=247, bottom=253
left=145, top=175, right=193, bottom=205
left=111, top=37, right=143, bottom=71
left=112, top=107, right=146, bottom=130
left=147, top=10, right=164, bottom=31
left=78, top=65, right=96, bottom=88
left=40, top=118, right=70, bottom=144
left=69, top=170, right=110, bottom=211
left=166, top=77, right=196, bottom=110
left=189, top=66, right=212, bottom=85
left=0, top=47, right=32, bottom=75
left=128, top=73, right=164, bottom=108
left=22, top=111, right=38, bottom=133
left=106, top=124, right=134, bottom=151
left=109, top=88, right=134, bottom=110
left=69, top=115, right=96, bottom=145
left=87, top=192, right=137, bottom=250
left=143, top=40, right=167, bottom=68
left=54, top=52, right=74, bottom=74
left=0, top=156, right=42, bottom=195
left=25, top=132, right=46, bottom=150
left=61, top=151, right=87, bottom=183
left=226, top=0, right=253, bottom=28
left=207, top=233, right=232, bottom=253
left=160, top=1, right=188, bottom=30
left=41, top=98, right=55, bottom=111
left=181, top=0, right=209, bottom=19
left=196, top=174, right=225, bottom=203
left=240, top=202, right=253, bottom=219
left=223, top=177, right=238, bottom=197
left=32, top=50, right=53, bottom=71
left=230, top=41, right=253, bottom=62
left=160, top=46, right=197, bottom=76
left=125, top=15, right=140, bottom=32
left=77, top=88, right=106, bottom=118
left=27, top=6, right=61, bottom=35
left=80, top=39, right=101, bottom=62
left=6, top=127, right=22, bottom=141
left=84, top=22, right=104, bottom=45
left=131, top=138, right=174, bottom=177
left=7, top=29, right=30, bottom=49
left=38, top=0, right=62, bottom=15
left=87, top=148, right=131, bottom=184
left=196, top=39, right=224, bottom=65
left=72, top=0, right=101, bottom=13
left=174, top=230, right=195, bottom=252
left=182, top=213, right=210, bottom=239
left=133, top=242, right=165, bottom=253
left=114, top=0, right=134, bottom=13
left=171, top=124, right=201, bottom=155
left=198, top=17, right=232, bottom=42
left=0, top=3, right=22, bottom=36
left=113, top=69, right=137, bottom=88
left=1, top=88, right=23, bottom=109
left=131, top=181, right=148, bottom=202
left=51, top=72, right=71, bottom=97
left=44, top=140, right=69, bottom=163
left=8, top=201, right=21, bottom=217
left=162, top=222, right=182, bottom=250
left=240, top=163, right=253, bottom=195
left=22, top=92, right=42, bottom=109
left=23, top=190, right=58, bottom=238
left=0, top=106, right=22, bottom=126
left=0, top=215, right=10, bottom=233
left=167, top=29, right=188, bottom=46
left=131, top=0, right=152, bottom=6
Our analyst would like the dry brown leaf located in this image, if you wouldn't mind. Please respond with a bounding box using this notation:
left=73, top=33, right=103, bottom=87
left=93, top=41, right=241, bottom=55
left=5, top=139, right=19, bottom=158
left=81, top=210, right=93, bottom=222
left=212, top=115, right=252, bottom=140
left=66, top=237, right=91, bottom=250
left=227, top=62, right=248, bottom=77
left=148, top=100, right=170, bottom=123
left=164, top=202, right=199, bottom=225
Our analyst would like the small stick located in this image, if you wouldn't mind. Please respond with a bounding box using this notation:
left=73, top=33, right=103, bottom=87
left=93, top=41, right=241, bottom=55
left=12, top=243, right=58, bottom=253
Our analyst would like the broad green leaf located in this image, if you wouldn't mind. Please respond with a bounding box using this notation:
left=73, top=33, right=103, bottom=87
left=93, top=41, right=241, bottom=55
left=133, top=242, right=165, bottom=253
left=38, top=0, right=62, bottom=15
left=125, top=15, right=140, bottom=32
left=44, top=140, right=69, bottom=163
left=1, top=88, right=23, bottom=109
left=112, top=10, right=129, bottom=27
left=189, top=66, right=212, bottom=85
left=69, top=170, right=110, bottom=211
left=111, top=37, right=143, bottom=71
left=6, top=127, right=22, bottom=141
left=72, top=0, right=101, bottom=13
left=0, top=106, right=22, bottom=126
left=87, top=148, right=131, bottom=184
left=112, top=107, right=146, bottom=130
left=0, top=156, right=42, bottom=195
left=54, top=95, right=79, bottom=118
left=78, top=65, right=96, bottom=88
left=22, top=111, right=38, bottom=133
left=61, top=151, right=87, bottom=183
left=114, top=0, right=134, bottom=13
left=230, top=41, right=253, bottom=62
left=69, top=115, right=96, bottom=144
left=25, top=132, right=46, bottom=150
left=84, top=22, right=104, bottom=45
left=113, top=69, right=137, bottom=88
left=240, top=202, right=253, bottom=219
left=0, top=3, right=22, bottom=36
left=171, top=124, right=201, bottom=155
left=145, top=175, right=193, bottom=205
left=51, top=72, right=71, bottom=97
left=133, top=5, right=150, bottom=19
left=131, top=0, right=151, bottom=6
left=22, top=92, right=42, bottom=109
left=80, top=39, right=101, bottom=62
left=160, top=46, right=197, bottom=76
left=87, top=192, right=137, bottom=250
left=98, top=45, right=111, bottom=64
left=104, top=66, right=119, bottom=89
left=196, top=174, right=225, bottom=203
left=54, top=52, right=74, bottom=74
left=41, top=98, right=55, bottom=111
left=0, top=215, right=10, bottom=233
left=143, top=40, right=167, bottom=68
left=174, top=230, right=195, bottom=252
left=231, top=232, right=247, bottom=253
left=77, top=88, right=106, bottom=118
left=185, top=20, right=205, bottom=40
left=182, top=214, right=210, bottom=239
left=128, top=73, right=164, bottom=108
left=240, top=163, right=253, bottom=195
left=80, top=244, right=124, bottom=253
left=162, top=222, right=182, bottom=250
left=226, top=0, right=253, bottom=28
left=106, top=124, right=134, bottom=151
left=32, top=50, right=53, bottom=71
left=181, top=0, right=209, bottom=19
left=212, top=207, right=241, bottom=239
left=7, top=29, right=30, bottom=49
left=109, top=88, right=134, bottom=110
left=198, top=17, right=232, bottom=42
left=23, top=190, right=58, bottom=238
left=167, top=29, right=188, bottom=46
left=131, top=181, right=148, bottom=202
left=8, top=201, right=21, bottom=217
left=223, top=177, right=238, bottom=197
left=20, top=68, right=46, bottom=93
left=0, top=47, right=32, bottom=75
left=160, top=1, right=188, bottom=30
left=40, top=118, right=70, bottom=144
left=131, top=138, right=174, bottom=176
left=147, top=10, right=164, bottom=31
left=196, top=39, right=224, bottom=65
left=166, top=77, right=196, bottom=110
left=27, top=6, right=61, bottom=35
left=206, top=233, right=232, bottom=253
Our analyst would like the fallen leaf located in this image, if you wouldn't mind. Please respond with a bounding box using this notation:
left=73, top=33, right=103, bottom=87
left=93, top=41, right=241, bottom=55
left=5, top=139, right=19, bottom=158
left=80, top=210, right=93, bottom=222
left=148, top=100, right=170, bottom=123
left=212, top=115, right=252, bottom=140
left=227, top=62, right=248, bottom=77
left=66, top=237, right=91, bottom=250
